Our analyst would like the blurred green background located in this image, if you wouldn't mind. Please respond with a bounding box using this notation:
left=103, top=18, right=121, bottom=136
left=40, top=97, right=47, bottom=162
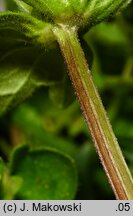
left=0, top=0, right=133, bottom=200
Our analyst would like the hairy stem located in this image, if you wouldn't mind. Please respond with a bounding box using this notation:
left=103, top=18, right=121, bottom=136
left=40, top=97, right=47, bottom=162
left=53, top=25, right=133, bottom=199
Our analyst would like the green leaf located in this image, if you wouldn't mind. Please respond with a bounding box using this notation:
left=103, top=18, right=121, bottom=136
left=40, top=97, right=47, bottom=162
left=2, top=175, right=22, bottom=200
left=114, top=120, right=133, bottom=138
left=0, top=158, right=5, bottom=199
left=10, top=0, right=32, bottom=13
left=12, top=103, right=78, bottom=158
left=94, top=168, right=113, bottom=197
left=49, top=75, right=75, bottom=109
left=0, top=158, right=4, bottom=180
left=10, top=145, right=77, bottom=199
left=32, top=47, right=65, bottom=86
left=0, top=12, right=54, bottom=45
left=0, top=45, right=66, bottom=114
left=5, top=0, right=19, bottom=11
left=76, top=143, right=99, bottom=199
left=0, top=12, right=41, bottom=36
left=83, top=0, right=132, bottom=29
left=15, top=0, right=46, bottom=13
left=0, top=47, right=38, bottom=114
left=0, top=157, right=22, bottom=200
left=123, top=1, right=133, bottom=24
left=0, top=29, right=31, bottom=58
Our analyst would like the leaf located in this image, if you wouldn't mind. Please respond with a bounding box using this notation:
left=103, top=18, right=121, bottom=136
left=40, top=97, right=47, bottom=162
left=0, top=29, right=31, bottom=58
left=0, top=12, right=54, bottom=45
left=0, top=158, right=4, bottom=181
left=32, top=47, right=65, bottom=86
left=6, top=0, right=32, bottom=13
left=0, top=158, right=5, bottom=199
left=0, top=47, right=38, bottom=114
left=5, top=0, right=19, bottom=11
left=114, top=120, right=133, bottom=138
left=0, top=45, right=66, bottom=114
left=10, top=145, right=77, bottom=199
left=83, top=0, right=132, bottom=29
left=94, top=168, right=113, bottom=197
left=49, top=75, right=75, bottom=109
left=86, top=23, right=131, bottom=81
left=11, top=104, right=78, bottom=158
left=2, top=175, right=23, bottom=200
left=76, top=143, right=99, bottom=199
left=0, top=12, right=41, bottom=36
left=0, top=157, right=22, bottom=200
left=0, top=157, right=5, bottom=200
left=16, top=1, right=32, bottom=13
left=123, top=1, right=133, bottom=24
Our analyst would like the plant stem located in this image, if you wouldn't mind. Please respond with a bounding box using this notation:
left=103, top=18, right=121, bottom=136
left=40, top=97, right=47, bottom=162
left=53, top=25, right=133, bottom=199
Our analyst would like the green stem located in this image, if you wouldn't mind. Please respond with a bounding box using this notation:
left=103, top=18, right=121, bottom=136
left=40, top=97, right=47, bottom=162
left=53, top=25, right=133, bottom=200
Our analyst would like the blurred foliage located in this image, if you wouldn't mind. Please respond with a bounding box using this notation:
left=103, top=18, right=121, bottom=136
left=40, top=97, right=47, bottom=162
left=0, top=1, right=133, bottom=199
left=9, top=146, right=77, bottom=200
